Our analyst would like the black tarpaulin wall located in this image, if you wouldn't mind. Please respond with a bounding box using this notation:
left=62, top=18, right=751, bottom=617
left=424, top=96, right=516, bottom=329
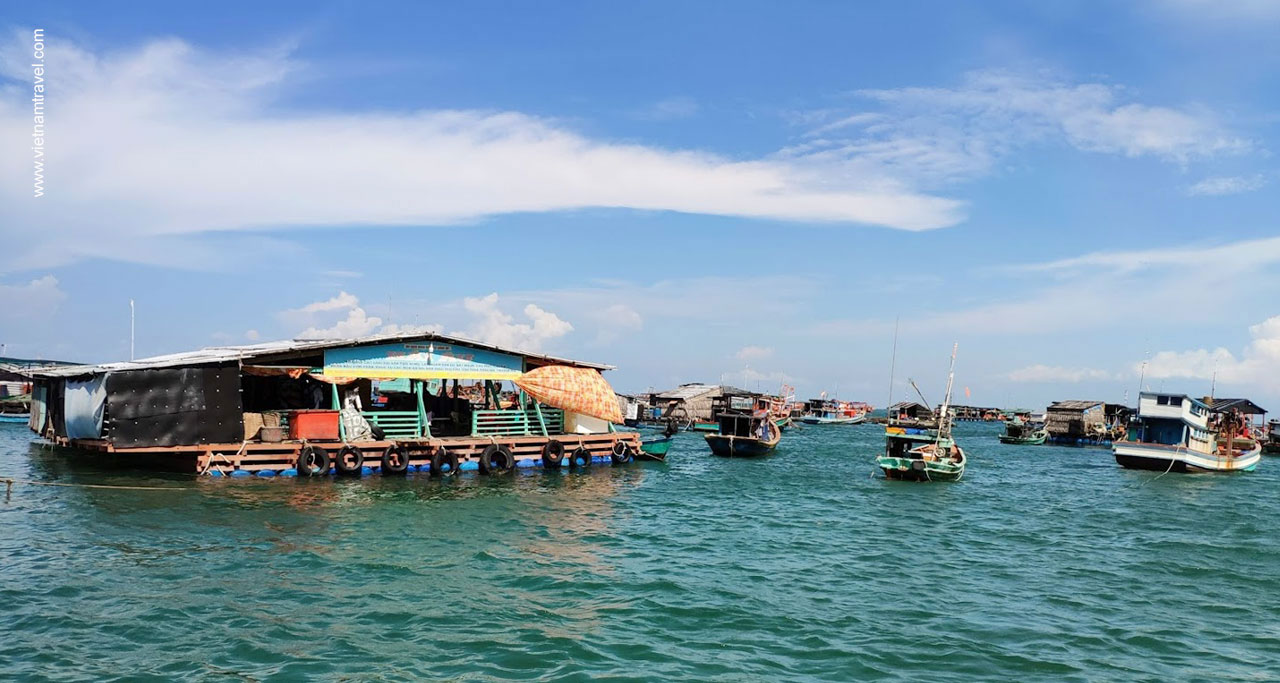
left=105, top=363, right=243, bottom=448
left=46, top=379, right=66, bottom=438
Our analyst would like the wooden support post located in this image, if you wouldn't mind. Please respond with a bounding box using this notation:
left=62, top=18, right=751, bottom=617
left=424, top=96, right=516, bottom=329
left=518, top=390, right=532, bottom=436
left=532, top=399, right=549, bottom=437
left=416, top=380, right=432, bottom=438
left=333, top=383, right=346, bottom=442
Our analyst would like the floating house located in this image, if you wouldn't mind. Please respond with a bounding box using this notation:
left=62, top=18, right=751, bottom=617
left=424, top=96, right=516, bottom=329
left=650, top=384, right=748, bottom=424
left=26, top=333, right=640, bottom=477
left=1045, top=400, right=1104, bottom=442
left=951, top=405, right=1001, bottom=421
left=887, top=401, right=933, bottom=421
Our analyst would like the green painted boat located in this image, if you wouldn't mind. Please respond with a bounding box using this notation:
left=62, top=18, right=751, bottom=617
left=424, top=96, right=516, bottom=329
left=877, top=429, right=966, bottom=481
left=638, top=436, right=672, bottom=461
left=690, top=421, right=719, bottom=433
left=998, top=418, right=1047, bottom=445
left=876, top=343, right=965, bottom=482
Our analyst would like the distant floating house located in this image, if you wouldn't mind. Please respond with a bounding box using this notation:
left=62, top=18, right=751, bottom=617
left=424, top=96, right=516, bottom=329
left=650, top=384, right=749, bottom=423
left=1045, top=399, right=1128, bottom=445
left=888, top=401, right=933, bottom=421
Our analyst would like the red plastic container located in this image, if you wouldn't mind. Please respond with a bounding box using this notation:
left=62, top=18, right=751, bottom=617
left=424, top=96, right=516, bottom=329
left=289, top=409, right=340, bottom=441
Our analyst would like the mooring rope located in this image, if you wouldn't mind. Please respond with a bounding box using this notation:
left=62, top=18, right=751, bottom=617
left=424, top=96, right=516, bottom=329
left=2, top=477, right=193, bottom=494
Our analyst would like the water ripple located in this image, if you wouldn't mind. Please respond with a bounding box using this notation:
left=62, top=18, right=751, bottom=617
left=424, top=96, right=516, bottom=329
left=3, top=423, right=1280, bottom=680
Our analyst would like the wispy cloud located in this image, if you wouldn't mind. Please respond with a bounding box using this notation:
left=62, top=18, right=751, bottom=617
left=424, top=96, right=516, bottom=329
left=1012, top=235, right=1280, bottom=275
left=1186, top=174, right=1266, bottom=196
left=787, top=70, right=1251, bottom=186
left=0, top=37, right=964, bottom=272
left=735, top=345, right=775, bottom=361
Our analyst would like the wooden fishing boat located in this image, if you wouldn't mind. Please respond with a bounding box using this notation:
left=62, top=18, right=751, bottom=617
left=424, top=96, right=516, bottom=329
left=876, top=343, right=965, bottom=482
left=1115, top=393, right=1261, bottom=473
left=799, top=399, right=868, bottom=425
left=689, top=420, right=719, bottom=433
left=998, top=417, right=1047, bottom=445
left=637, top=435, right=672, bottom=461
left=705, top=408, right=781, bottom=458
left=1263, top=420, right=1280, bottom=455
left=0, top=413, right=29, bottom=424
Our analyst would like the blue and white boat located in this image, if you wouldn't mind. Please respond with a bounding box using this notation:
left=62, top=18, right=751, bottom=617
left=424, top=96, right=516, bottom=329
left=1114, top=392, right=1261, bottom=473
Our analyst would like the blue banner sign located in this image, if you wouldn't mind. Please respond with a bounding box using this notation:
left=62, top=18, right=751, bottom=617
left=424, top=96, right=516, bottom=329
left=324, top=342, right=523, bottom=380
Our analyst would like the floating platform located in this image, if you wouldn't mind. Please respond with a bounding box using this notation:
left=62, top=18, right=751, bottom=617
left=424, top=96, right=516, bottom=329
left=52, top=432, right=642, bottom=477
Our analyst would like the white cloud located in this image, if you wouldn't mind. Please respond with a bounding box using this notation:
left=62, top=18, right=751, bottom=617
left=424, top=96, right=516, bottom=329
left=1008, top=364, right=1113, bottom=382
left=281, top=291, right=383, bottom=339
left=0, top=37, right=964, bottom=272
left=789, top=70, right=1249, bottom=186
left=736, top=345, right=775, bottom=361
left=245, top=329, right=260, bottom=341
left=1141, top=315, right=1280, bottom=394
left=1186, top=174, right=1266, bottom=196
left=297, top=307, right=384, bottom=339
left=1015, top=234, right=1280, bottom=275
left=457, top=293, right=573, bottom=351
left=0, top=275, right=66, bottom=320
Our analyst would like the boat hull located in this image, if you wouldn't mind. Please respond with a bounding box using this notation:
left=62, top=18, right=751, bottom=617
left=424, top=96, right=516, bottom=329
left=705, top=434, right=778, bottom=458
left=876, top=455, right=964, bottom=482
left=1113, top=442, right=1261, bottom=473
left=638, top=437, right=671, bottom=462
left=0, top=414, right=29, bottom=424
left=998, top=433, right=1046, bottom=445
left=799, top=415, right=864, bottom=425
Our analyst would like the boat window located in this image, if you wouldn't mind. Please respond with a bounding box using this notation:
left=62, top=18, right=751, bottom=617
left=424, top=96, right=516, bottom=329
left=1156, top=395, right=1169, bottom=405
left=1170, top=397, right=1183, bottom=406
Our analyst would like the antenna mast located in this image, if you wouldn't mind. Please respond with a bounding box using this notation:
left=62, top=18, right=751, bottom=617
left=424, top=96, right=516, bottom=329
left=886, top=317, right=899, bottom=417
left=938, top=342, right=959, bottom=439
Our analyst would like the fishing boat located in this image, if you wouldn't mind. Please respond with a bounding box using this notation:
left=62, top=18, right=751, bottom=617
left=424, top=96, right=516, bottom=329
left=998, top=417, right=1047, bottom=445
left=799, top=399, right=868, bottom=425
left=0, top=395, right=29, bottom=424
left=1114, top=393, right=1261, bottom=473
left=638, top=435, right=672, bottom=461
left=636, top=421, right=678, bottom=461
left=704, top=396, right=781, bottom=457
left=1263, top=420, right=1280, bottom=455
left=876, top=343, right=966, bottom=482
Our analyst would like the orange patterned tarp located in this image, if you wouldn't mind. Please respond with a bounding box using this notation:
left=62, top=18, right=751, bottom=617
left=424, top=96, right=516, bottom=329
left=514, top=365, right=623, bottom=424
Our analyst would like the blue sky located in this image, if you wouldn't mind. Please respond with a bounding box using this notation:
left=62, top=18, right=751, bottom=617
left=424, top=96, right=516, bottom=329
left=2, top=0, right=1279, bottom=409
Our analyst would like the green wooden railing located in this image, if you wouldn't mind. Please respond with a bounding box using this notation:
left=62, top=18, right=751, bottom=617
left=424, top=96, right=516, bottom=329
left=363, top=411, right=423, bottom=439
left=472, top=408, right=565, bottom=436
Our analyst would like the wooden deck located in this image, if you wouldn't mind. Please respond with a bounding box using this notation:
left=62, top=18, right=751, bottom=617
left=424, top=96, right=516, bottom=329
left=54, top=432, right=643, bottom=476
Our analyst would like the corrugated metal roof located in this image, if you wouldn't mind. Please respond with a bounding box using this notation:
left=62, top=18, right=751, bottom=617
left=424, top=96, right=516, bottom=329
left=1204, top=397, right=1268, bottom=415
left=655, top=383, right=721, bottom=400
left=1048, top=400, right=1104, bottom=411
left=30, top=331, right=614, bottom=378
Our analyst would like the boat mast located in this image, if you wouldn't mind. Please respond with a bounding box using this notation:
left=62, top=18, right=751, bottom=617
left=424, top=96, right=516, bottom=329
left=938, top=342, right=958, bottom=441
left=886, top=317, right=899, bottom=420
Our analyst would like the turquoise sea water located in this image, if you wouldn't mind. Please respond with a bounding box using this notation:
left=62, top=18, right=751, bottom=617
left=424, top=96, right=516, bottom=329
left=2, top=420, right=1279, bottom=681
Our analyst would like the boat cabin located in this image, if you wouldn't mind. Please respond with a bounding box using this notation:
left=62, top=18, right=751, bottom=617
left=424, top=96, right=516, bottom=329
left=1128, top=392, right=1214, bottom=451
